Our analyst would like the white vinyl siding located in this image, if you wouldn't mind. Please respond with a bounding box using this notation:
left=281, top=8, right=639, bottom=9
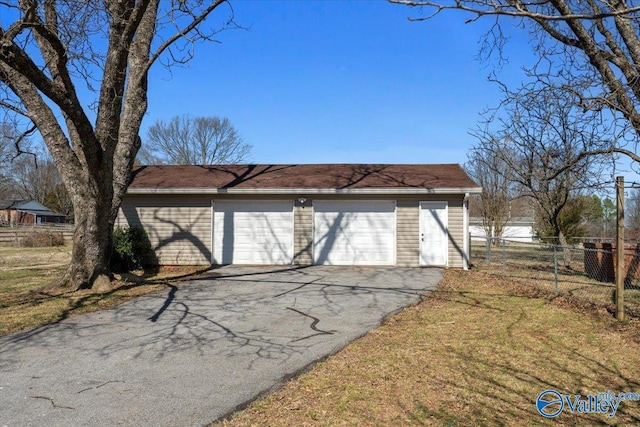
left=446, top=197, right=465, bottom=268
left=294, top=200, right=313, bottom=264
left=116, top=196, right=211, bottom=265
left=396, top=200, right=419, bottom=267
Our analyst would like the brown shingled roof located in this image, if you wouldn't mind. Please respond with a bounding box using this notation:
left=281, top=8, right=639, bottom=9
left=128, top=164, right=480, bottom=193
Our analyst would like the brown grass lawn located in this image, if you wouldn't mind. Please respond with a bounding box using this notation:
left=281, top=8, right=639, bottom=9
left=471, top=241, right=640, bottom=317
left=216, top=270, right=640, bottom=427
left=0, top=244, right=205, bottom=336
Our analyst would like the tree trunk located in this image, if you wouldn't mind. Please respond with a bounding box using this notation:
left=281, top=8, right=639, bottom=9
left=0, top=0, right=235, bottom=294
left=558, top=231, right=572, bottom=268
left=60, top=183, right=116, bottom=292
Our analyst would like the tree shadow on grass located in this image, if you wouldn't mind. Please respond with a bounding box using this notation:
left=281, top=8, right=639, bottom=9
left=397, top=281, right=640, bottom=426
left=0, top=264, right=213, bottom=339
left=401, top=338, right=640, bottom=426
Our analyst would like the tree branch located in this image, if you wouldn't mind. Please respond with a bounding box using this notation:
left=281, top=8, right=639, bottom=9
left=145, top=0, right=229, bottom=74
left=390, top=0, right=640, bottom=21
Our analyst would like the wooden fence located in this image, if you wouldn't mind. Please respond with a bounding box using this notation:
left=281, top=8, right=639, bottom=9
left=0, top=225, right=74, bottom=246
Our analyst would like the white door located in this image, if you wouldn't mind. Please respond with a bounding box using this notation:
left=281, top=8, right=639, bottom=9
left=213, top=201, right=294, bottom=264
left=313, top=200, right=396, bottom=265
left=420, top=201, right=448, bottom=266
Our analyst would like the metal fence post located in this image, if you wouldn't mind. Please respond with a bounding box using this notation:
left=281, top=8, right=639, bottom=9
left=553, top=245, right=558, bottom=296
left=502, top=238, right=506, bottom=278
left=486, top=237, right=491, bottom=265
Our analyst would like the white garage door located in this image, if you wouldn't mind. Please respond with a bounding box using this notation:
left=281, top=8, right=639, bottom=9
left=313, top=200, right=396, bottom=265
left=213, top=201, right=294, bottom=264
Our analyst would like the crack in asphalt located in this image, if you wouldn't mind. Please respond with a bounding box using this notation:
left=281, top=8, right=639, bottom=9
left=286, top=307, right=337, bottom=342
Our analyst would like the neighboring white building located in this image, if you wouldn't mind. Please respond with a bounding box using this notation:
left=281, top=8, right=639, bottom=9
left=470, top=217, right=535, bottom=242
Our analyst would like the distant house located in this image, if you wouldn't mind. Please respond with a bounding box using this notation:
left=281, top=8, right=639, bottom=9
left=0, top=200, right=67, bottom=226
left=469, top=217, right=535, bottom=242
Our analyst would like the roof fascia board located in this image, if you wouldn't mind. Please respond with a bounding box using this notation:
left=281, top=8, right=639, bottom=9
left=127, top=187, right=483, bottom=195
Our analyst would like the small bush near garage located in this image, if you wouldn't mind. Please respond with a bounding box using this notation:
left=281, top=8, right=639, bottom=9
left=111, top=226, right=154, bottom=272
left=20, top=230, right=65, bottom=247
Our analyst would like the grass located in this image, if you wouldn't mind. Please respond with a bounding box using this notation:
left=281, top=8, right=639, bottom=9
left=470, top=241, right=640, bottom=317
left=215, top=269, right=640, bottom=426
left=0, top=244, right=71, bottom=268
left=0, top=244, right=207, bottom=336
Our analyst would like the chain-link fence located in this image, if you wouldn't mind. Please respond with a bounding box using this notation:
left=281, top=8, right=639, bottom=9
left=471, top=237, right=640, bottom=318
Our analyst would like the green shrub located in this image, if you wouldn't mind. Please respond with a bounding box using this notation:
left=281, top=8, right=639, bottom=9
left=111, top=225, right=154, bottom=272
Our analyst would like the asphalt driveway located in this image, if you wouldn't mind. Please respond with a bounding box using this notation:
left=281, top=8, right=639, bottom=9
left=0, top=265, right=442, bottom=426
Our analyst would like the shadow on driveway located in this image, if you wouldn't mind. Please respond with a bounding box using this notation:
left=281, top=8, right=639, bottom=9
left=0, top=265, right=442, bottom=426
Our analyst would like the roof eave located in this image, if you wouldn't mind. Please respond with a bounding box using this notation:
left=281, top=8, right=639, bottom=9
left=126, top=187, right=483, bottom=195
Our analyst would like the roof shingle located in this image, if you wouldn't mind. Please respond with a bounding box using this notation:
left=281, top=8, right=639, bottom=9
left=128, top=164, right=480, bottom=192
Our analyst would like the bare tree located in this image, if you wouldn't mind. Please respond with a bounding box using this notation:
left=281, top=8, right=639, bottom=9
left=465, top=147, right=514, bottom=243
left=5, top=139, right=54, bottom=202
left=390, top=0, right=640, bottom=171
left=10, top=151, right=60, bottom=203
left=7, top=146, right=73, bottom=217
left=136, top=143, right=162, bottom=166
left=0, top=121, right=40, bottom=199
left=145, top=115, right=251, bottom=165
left=628, top=188, right=640, bottom=236
left=0, top=1, right=235, bottom=290
left=472, top=88, right=607, bottom=257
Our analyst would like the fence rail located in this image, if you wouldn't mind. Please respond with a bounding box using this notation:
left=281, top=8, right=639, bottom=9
left=0, top=225, right=74, bottom=246
left=471, top=237, right=640, bottom=318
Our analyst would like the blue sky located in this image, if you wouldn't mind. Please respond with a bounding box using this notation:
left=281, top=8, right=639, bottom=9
left=143, top=0, right=533, bottom=165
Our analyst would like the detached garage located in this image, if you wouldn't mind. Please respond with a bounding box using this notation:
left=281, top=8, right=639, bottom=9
left=117, top=164, right=481, bottom=268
